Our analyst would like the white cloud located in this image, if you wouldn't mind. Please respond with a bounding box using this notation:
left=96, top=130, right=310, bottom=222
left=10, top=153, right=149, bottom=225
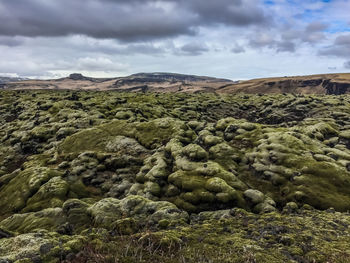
left=0, top=0, right=348, bottom=79
left=75, top=57, right=126, bottom=72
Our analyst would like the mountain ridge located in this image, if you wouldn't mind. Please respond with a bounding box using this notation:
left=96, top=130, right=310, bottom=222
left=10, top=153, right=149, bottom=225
left=0, top=76, right=29, bottom=85
left=2, top=72, right=350, bottom=94
left=218, top=72, right=350, bottom=95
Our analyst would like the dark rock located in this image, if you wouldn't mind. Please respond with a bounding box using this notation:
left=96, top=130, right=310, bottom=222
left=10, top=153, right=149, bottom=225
left=39, top=243, right=54, bottom=254
left=0, top=228, right=13, bottom=239
left=69, top=73, right=86, bottom=81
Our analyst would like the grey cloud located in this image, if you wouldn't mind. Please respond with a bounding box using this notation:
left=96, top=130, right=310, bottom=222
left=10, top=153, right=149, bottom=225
left=301, top=32, right=325, bottom=43
left=186, top=0, right=270, bottom=26
left=319, top=34, right=350, bottom=57
left=344, top=61, right=350, bottom=69
left=75, top=57, right=126, bottom=72
left=335, top=35, right=350, bottom=45
left=276, top=41, right=295, bottom=52
left=0, top=36, right=24, bottom=47
left=0, top=54, right=127, bottom=77
left=319, top=34, right=350, bottom=69
left=75, top=41, right=166, bottom=56
left=281, top=22, right=328, bottom=44
left=249, top=32, right=295, bottom=53
left=123, top=44, right=164, bottom=55
left=320, top=45, right=350, bottom=57
left=0, top=59, right=55, bottom=77
left=301, top=22, right=327, bottom=43
left=281, top=30, right=300, bottom=41
left=179, top=43, right=209, bottom=56
left=305, top=22, right=328, bottom=32
left=249, top=33, right=275, bottom=48
left=231, top=44, right=245, bottom=54
left=12, top=36, right=167, bottom=56
left=0, top=0, right=196, bottom=41
left=0, top=0, right=270, bottom=41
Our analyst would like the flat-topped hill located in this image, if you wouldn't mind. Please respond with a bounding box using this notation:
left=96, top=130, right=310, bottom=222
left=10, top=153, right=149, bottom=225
left=218, top=73, right=350, bottom=94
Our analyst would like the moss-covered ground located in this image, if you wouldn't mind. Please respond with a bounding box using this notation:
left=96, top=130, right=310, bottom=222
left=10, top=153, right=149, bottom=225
left=1, top=90, right=350, bottom=262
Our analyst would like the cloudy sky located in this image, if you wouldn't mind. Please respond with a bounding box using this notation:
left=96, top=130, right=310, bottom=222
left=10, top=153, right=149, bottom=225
left=0, top=0, right=349, bottom=80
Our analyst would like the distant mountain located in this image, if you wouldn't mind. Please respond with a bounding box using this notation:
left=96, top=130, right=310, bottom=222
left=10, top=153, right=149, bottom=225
left=0, top=76, right=29, bottom=84
left=1, top=72, right=234, bottom=92
left=125, top=72, right=232, bottom=83
left=217, top=73, right=350, bottom=95
left=2, top=72, right=350, bottom=95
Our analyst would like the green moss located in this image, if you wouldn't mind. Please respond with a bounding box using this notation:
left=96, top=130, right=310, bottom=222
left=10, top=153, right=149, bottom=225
left=182, top=144, right=208, bottom=161
left=87, top=195, right=188, bottom=229
left=205, top=177, right=232, bottom=193
left=243, top=189, right=265, bottom=204
left=203, top=135, right=222, bottom=147
left=59, top=118, right=185, bottom=153
left=62, top=199, right=91, bottom=231
left=0, top=208, right=66, bottom=233
left=24, top=177, right=69, bottom=212
left=0, top=166, right=63, bottom=215
left=136, top=152, right=169, bottom=183
left=144, top=181, right=161, bottom=197
left=4, top=91, right=350, bottom=262
left=30, top=125, right=56, bottom=141
left=68, top=179, right=98, bottom=198
left=340, top=130, right=350, bottom=139
left=115, top=110, right=133, bottom=120
left=168, top=171, right=207, bottom=191
left=0, top=231, right=86, bottom=262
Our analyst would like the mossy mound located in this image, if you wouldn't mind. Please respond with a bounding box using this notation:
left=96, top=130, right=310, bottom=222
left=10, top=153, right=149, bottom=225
left=0, top=165, right=63, bottom=217
left=88, top=195, right=188, bottom=230
left=58, top=117, right=185, bottom=153
left=2, top=91, right=350, bottom=261
left=0, top=231, right=86, bottom=262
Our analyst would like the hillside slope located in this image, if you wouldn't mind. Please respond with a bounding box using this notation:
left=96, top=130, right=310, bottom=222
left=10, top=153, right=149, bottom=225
left=219, top=73, right=350, bottom=95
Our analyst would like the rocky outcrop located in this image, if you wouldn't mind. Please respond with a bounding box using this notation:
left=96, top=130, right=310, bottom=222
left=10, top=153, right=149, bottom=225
left=68, top=73, right=88, bottom=81
left=256, top=78, right=350, bottom=94
left=67, top=73, right=110, bottom=82
left=219, top=73, right=350, bottom=94
left=323, top=80, right=350, bottom=94
left=112, top=72, right=233, bottom=90
left=129, top=72, right=232, bottom=83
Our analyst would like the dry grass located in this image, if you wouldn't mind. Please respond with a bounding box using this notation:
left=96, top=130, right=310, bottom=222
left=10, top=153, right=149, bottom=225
left=63, top=234, right=261, bottom=263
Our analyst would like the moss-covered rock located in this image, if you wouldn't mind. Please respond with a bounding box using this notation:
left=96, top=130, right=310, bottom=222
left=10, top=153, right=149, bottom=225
left=24, top=176, right=69, bottom=212
left=0, top=208, right=66, bottom=233
left=88, top=195, right=188, bottom=230
left=62, top=199, right=91, bottom=232
left=3, top=91, right=350, bottom=262
left=59, top=117, right=185, bottom=153
left=182, top=144, right=208, bottom=161
left=0, top=231, right=86, bottom=262
left=0, top=166, right=63, bottom=216
left=243, top=189, right=265, bottom=204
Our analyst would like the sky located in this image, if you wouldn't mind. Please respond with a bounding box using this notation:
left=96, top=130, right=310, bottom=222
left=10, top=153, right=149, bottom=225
left=0, top=0, right=349, bottom=80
